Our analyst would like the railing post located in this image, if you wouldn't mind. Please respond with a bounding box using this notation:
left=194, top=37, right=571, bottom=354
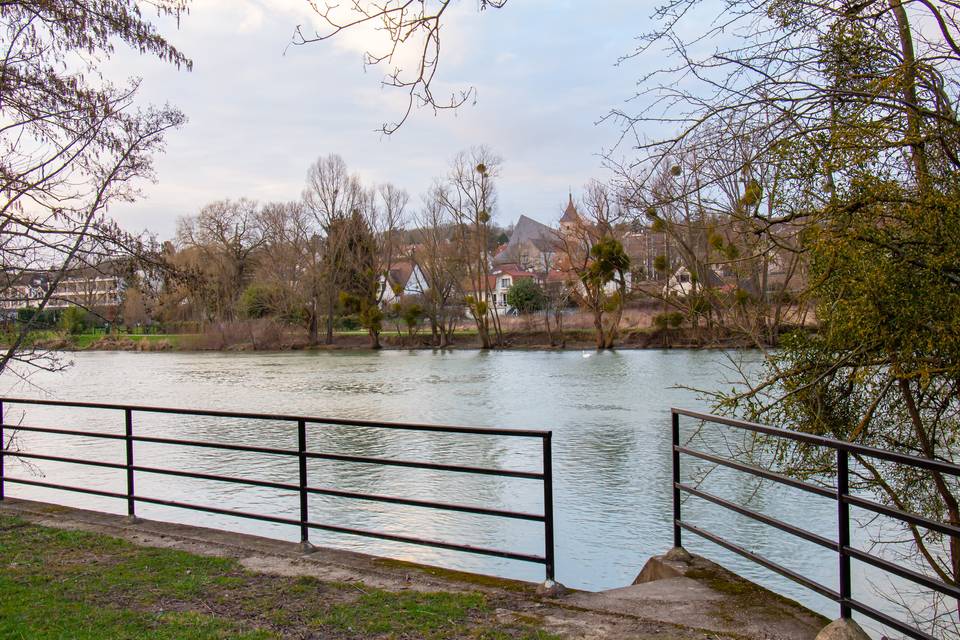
left=672, top=410, right=682, bottom=549
left=543, top=432, right=556, bottom=582
left=298, top=419, right=313, bottom=552
left=125, top=408, right=136, bottom=520
left=837, top=448, right=851, bottom=618
left=0, top=400, right=5, bottom=502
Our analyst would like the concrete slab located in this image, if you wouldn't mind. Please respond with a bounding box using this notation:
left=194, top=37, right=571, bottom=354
left=565, top=550, right=829, bottom=640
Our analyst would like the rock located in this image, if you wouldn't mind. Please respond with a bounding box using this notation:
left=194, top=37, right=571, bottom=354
left=815, top=618, right=871, bottom=640
left=633, top=547, right=693, bottom=585
left=536, top=579, right=567, bottom=598
left=663, top=546, right=693, bottom=563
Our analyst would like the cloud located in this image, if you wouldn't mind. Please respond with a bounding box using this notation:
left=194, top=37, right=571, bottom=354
left=106, top=1, right=650, bottom=237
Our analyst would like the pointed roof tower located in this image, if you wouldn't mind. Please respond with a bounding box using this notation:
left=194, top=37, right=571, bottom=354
left=560, top=192, right=580, bottom=225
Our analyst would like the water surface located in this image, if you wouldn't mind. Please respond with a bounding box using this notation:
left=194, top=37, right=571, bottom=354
left=0, top=349, right=900, bottom=630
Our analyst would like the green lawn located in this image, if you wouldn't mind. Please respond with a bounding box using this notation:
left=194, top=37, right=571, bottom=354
left=0, top=516, right=559, bottom=639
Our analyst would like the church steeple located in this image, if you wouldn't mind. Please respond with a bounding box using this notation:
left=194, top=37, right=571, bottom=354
left=560, top=191, right=580, bottom=225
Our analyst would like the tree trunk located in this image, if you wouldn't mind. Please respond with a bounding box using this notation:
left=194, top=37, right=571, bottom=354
left=308, top=299, right=319, bottom=346
left=325, top=287, right=335, bottom=345
left=594, top=310, right=605, bottom=349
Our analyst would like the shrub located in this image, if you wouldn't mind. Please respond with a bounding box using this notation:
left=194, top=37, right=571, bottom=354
left=59, top=306, right=89, bottom=335
left=240, top=284, right=280, bottom=319
left=653, top=311, right=685, bottom=330
left=506, top=278, right=546, bottom=314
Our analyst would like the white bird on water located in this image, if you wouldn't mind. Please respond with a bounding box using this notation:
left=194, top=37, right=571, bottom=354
left=582, top=351, right=592, bottom=359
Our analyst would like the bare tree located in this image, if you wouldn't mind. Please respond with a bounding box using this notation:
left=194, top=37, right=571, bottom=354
left=439, top=147, right=502, bottom=349
left=414, top=185, right=464, bottom=347
left=294, top=0, right=508, bottom=134
left=0, top=1, right=188, bottom=378
left=556, top=181, right=630, bottom=349
left=302, top=154, right=363, bottom=344
left=177, top=199, right=266, bottom=321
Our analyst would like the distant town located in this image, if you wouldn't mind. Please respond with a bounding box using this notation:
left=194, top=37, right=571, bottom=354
left=0, top=153, right=809, bottom=352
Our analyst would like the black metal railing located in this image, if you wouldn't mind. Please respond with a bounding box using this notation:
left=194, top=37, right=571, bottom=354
left=0, top=397, right=555, bottom=581
left=672, top=408, right=960, bottom=640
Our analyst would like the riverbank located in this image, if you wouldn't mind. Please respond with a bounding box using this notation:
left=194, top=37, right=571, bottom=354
left=22, top=326, right=768, bottom=353
left=0, top=498, right=826, bottom=640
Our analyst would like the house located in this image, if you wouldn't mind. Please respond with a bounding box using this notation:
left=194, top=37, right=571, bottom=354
left=493, top=215, right=561, bottom=271
left=45, top=264, right=128, bottom=312
left=379, top=259, right=430, bottom=306
left=0, top=272, right=49, bottom=317
left=487, top=264, right=542, bottom=311
left=662, top=266, right=724, bottom=297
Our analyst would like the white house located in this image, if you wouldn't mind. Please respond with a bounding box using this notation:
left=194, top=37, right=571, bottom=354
left=662, top=265, right=723, bottom=297
left=379, top=260, right=430, bottom=306
left=486, top=264, right=540, bottom=312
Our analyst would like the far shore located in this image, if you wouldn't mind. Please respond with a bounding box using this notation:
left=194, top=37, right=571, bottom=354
left=17, top=326, right=776, bottom=354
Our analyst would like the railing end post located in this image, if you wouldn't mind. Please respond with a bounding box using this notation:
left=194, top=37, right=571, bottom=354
left=836, top=448, right=851, bottom=619
left=0, top=399, right=5, bottom=502
left=672, top=410, right=682, bottom=549
left=542, top=431, right=556, bottom=584
left=298, top=419, right=310, bottom=548
left=124, top=408, right=135, bottom=519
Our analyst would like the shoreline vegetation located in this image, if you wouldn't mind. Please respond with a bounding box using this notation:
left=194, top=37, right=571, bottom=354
left=14, top=324, right=782, bottom=354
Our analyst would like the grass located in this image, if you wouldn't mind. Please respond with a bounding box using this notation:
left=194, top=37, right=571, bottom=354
left=0, top=515, right=561, bottom=639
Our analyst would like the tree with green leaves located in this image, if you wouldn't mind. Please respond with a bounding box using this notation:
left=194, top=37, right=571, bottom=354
left=634, top=1, right=960, bottom=633
left=505, top=278, right=545, bottom=315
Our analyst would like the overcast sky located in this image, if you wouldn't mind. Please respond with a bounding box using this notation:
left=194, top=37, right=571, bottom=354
left=107, top=1, right=661, bottom=240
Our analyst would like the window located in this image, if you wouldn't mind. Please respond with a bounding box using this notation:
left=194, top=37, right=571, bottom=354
left=501, top=277, right=511, bottom=288
left=679, top=274, right=690, bottom=283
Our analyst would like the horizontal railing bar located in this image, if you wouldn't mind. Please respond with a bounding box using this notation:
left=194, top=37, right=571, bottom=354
left=678, top=520, right=841, bottom=601
left=130, top=494, right=545, bottom=564
left=673, top=408, right=960, bottom=477
left=675, top=446, right=836, bottom=499
left=844, top=495, right=960, bottom=539
left=128, top=464, right=545, bottom=521
left=9, top=424, right=126, bottom=440
left=303, top=520, right=546, bottom=564
left=0, top=396, right=549, bottom=438
left=844, top=546, right=960, bottom=600
left=4, top=476, right=129, bottom=500
left=132, top=465, right=300, bottom=492
left=9, top=430, right=538, bottom=479
left=677, top=483, right=838, bottom=551
left=3, top=450, right=126, bottom=471
left=304, top=485, right=545, bottom=522
left=847, top=597, right=937, bottom=640
left=132, top=494, right=303, bottom=526
left=131, top=434, right=298, bottom=457
left=305, top=451, right=543, bottom=479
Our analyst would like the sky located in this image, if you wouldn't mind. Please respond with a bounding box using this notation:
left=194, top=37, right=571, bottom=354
left=106, top=1, right=663, bottom=240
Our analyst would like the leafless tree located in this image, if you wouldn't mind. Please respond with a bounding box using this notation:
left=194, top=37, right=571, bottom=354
left=413, top=184, right=464, bottom=347
left=438, top=146, right=502, bottom=349
left=0, top=1, right=189, bottom=378
left=556, top=181, right=630, bottom=349
left=177, top=199, right=267, bottom=321
left=303, top=154, right=363, bottom=344
left=293, top=0, right=508, bottom=134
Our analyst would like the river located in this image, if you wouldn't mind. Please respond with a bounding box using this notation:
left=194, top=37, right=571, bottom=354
left=0, top=349, right=917, bottom=633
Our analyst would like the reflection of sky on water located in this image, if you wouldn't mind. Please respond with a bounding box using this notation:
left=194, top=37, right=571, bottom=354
left=1, top=349, right=944, bottom=636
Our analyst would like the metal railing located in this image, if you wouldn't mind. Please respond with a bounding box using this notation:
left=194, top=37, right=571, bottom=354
left=0, top=397, right=555, bottom=581
left=672, top=408, right=960, bottom=640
